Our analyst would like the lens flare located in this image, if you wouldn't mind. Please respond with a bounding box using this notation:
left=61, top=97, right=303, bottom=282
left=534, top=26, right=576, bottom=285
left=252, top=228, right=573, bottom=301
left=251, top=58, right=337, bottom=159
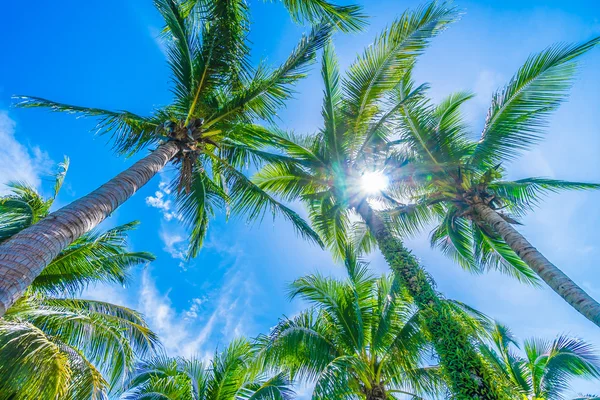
left=360, top=171, right=389, bottom=194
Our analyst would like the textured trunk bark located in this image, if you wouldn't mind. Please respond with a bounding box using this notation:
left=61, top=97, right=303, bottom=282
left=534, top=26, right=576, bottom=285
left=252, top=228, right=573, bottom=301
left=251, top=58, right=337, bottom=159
left=0, top=141, right=180, bottom=317
left=472, top=202, right=600, bottom=328
left=356, top=201, right=507, bottom=400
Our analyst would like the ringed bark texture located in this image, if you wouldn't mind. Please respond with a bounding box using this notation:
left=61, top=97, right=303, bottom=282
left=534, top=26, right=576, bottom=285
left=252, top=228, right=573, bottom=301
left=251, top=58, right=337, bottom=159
left=356, top=201, right=507, bottom=400
left=473, top=202, right=600, bottom=328
left=0, top=141, right=180, bottom=316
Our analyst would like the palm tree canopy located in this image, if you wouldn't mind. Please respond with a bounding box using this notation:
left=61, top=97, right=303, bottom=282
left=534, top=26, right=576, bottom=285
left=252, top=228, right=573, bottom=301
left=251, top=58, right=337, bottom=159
left=0, top=163, right=158, bottom=399
left=121, top=338, right=294, bottom=399
left=378, top=37, right=600, bottom=284
left=14, top=0, right=347, bottom=258
left=257, top=250, right=490, bottom=399
left=481, top=322, right=600, bottom=399
left=252, top=1, right=459, bottom=258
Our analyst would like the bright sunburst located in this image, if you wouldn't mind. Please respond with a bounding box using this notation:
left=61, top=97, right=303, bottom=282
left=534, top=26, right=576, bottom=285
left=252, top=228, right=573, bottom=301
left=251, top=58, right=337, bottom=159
left=360, top=171, right=389, bottom=194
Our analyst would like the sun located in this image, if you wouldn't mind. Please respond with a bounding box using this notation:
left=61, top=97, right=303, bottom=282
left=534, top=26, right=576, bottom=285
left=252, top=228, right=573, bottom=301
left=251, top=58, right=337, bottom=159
left=360, top=171, right=389, bottom=194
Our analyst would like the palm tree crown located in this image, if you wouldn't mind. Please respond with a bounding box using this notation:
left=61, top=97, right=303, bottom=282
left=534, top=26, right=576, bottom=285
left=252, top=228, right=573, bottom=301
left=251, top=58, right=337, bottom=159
left=253, top=2, right=457, bottom=257
left=0, top=162, right=158, bottom=399
left=14, top=0, right=351, bottom=258
left=481, top=322, right=600, bottom=399
left=374, top=37, right=600, bottom=327
left=258, top=251, right=491, bottom=399
left=121, top=338, right=294, bottom=400
left=387, top=38, right=600, bottom=283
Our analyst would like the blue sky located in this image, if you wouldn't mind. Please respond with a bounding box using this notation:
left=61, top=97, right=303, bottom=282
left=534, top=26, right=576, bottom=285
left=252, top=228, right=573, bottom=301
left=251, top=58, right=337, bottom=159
left=1, top=0, right=600, bottom=396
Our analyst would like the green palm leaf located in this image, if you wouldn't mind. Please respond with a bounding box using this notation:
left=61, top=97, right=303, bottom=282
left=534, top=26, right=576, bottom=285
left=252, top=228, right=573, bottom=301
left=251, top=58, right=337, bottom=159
left=0, top=321, right=71, bottom=400
left=258, top=256, right=450, bottom=399
left=14, top=96, right=163, bottom=156
left=32, top=221, right=155, bottom=295
left=204, top=22, right=332, bottom=127
left=0, top=165, right=157, bottom=398
left=344, top=1, right=457, bottom=138
left=278, top=0, right=367, bottom=32
left=470, top=37, right=600, bottom=167
left=488, top=178, right=600, bottom=216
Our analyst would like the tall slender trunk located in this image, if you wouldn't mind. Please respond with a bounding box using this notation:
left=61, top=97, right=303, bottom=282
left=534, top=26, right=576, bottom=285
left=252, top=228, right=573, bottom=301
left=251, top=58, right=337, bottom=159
left=472, top=202, right=600, bottom=328
left=356, top=201, right=507, bottom=400
left=0, top=141, right=180, bottom=317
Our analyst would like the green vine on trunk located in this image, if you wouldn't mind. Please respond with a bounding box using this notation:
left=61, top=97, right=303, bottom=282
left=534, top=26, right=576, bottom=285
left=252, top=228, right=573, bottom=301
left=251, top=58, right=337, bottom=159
left=373, top=222, right=509, bottom=399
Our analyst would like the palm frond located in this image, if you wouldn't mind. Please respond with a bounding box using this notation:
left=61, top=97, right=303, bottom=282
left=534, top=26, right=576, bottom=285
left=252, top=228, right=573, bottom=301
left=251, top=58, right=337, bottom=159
left=155, top=0, right=198, bottom=109
left=32, top=221, right=155, bottom=295
left=344, top=1, right=457, bottom=137
left=207, top=152, right=324, bottom=247
left=489, top=178, right=600, bottom=215
left=52, top=156, right=70, bottom=200
left=174, top=166, right=227, bottom=258
left=0, top=321, right=71, bottom=400
left=237, top=372, right=295, bottom=400
left=470, top=37, right=600, bottom=167
left=540, top=335, right=600, bottom=397
left=472, top=223, right=540, bottom=285
left=277, top=0, right=367, bottom=32
left=321, top=41, right=344, bottom=160
left=14, top=96, right=162, bottom=155
left=59, top=342, right=109, bottom=400
left=204, top=22, right=332, bottom=127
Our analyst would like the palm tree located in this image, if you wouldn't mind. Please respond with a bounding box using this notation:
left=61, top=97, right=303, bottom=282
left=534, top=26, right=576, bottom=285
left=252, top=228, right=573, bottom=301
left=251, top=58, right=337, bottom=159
left=0, top=163, right=158, bottom=399
left=257, top=250, right=492, bottom=399
left=385, top=38, right=600, bottom=327
left=0, top=0, right=359, bottom=316
left=120, top=338, right=294, bottom=400
left=252, top=5, right=508, bottom=396
left=481, top=322, right=600, bottom=399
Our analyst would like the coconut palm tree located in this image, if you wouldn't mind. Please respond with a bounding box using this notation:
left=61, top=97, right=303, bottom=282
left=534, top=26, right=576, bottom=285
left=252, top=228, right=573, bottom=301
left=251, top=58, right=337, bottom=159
left=252, top=5, right=508, bottom=396
left=481, top=322, right=600, bottom=399
left=0, top=163, right=158, bottom=399
left=257, top=250, right=495, bottom=399
left=384, top=38, right=600, bottom=327
left=120, top=338, right=294, bottom=400
left=0, top=0, right=352, bottom=316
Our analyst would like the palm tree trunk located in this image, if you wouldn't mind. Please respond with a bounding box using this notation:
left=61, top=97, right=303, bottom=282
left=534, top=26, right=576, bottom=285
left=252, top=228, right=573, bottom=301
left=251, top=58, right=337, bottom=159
left=472, top=202, right=600, bottom=328
left=356, top=201, right=507, bottom=399
left=0, top=141, right=180, bottom=317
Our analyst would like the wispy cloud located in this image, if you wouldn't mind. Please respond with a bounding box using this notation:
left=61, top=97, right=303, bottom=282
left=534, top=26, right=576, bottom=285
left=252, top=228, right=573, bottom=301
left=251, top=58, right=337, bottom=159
left=146, top=176, right=183, bottom=222
left=0, top=111, right=52, bottom=194
left=137, top=270, right=196, bottom=356
left=159, top=229, right=187, bottom=261
left=184, top=297, right=207, bottom=320
left=135, top=243, right=259, bottom=359
left=180, top=263, right=257, bottom=356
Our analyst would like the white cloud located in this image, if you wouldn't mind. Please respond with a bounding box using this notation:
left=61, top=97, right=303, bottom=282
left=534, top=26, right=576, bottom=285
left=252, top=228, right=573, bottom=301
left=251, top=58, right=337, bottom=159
left=179, top=264, right=256, bottom=357
left=138, top=270, right=194, bottom=355
left=159, top=228, right=189, bottom=271
left=0, top=111, right=52, bottom=194
left=134, top=253, right=258, bottom=359
left=146, top=179, right=183, bottom=222
left=184, top=297, right=207, bottom=320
